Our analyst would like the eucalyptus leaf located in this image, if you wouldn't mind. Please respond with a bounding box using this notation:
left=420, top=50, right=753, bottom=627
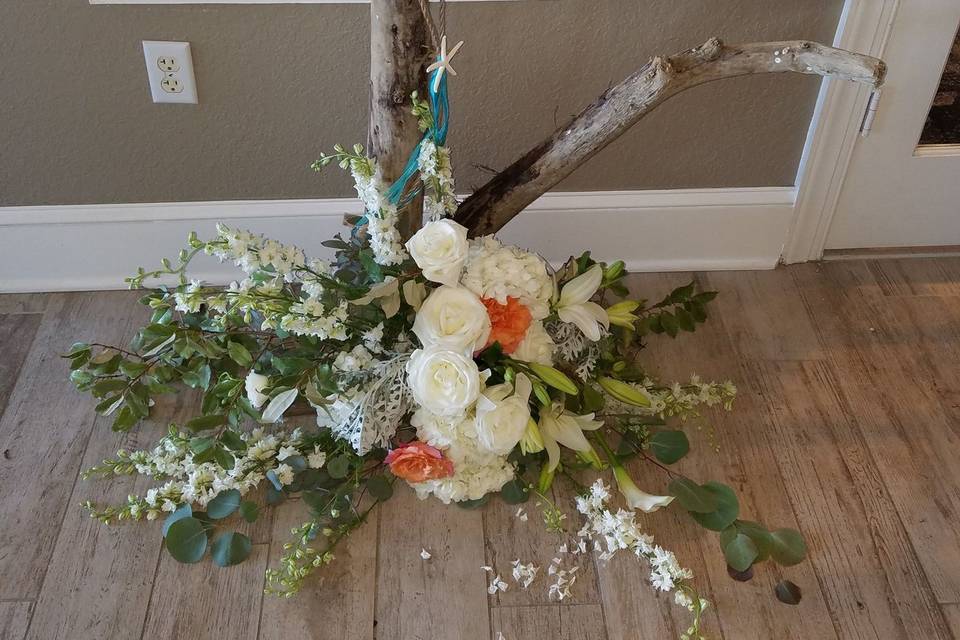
left=165, top=517, right=208, bottom=564
left=207, top=489, right=241, bottom=520
left=774, top=579, right=803, bottom=605
left=689, top=482, right=739, bottom=531
left=769, top=528, right=807, bottom=566
left=239, top=500, right=259, bottom=523
left=722, top=532, right=758, bottom=572
left=327, top=454, right=351, bottom=479
left=366, top=475, right=394, bottom=501
left=260, top=389, right=298, bottom=424
left=649, top=430, right=689, bottom=464
left=500, top=479, right=530, bottom=505
left=211, top=532, right=252, bottom=567
left=668, top=477, right=719, bottom=514
left=162, top=503, right=193, bottom=537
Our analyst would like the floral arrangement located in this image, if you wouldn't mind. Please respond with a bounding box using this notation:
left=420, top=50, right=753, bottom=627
left=67, top=39, right=808, bottom=640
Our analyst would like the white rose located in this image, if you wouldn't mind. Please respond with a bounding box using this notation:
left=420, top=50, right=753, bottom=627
left=413, top=285, right=491, bottom=353
left=407, top=346, right=482, bottom=416
left=475, top=374, right=533, bottom=455
left=512, top=321, right=555, bottom=365
left=245, top=371, right=270, bottom=408
left=405, top=219, right=469, bottom=286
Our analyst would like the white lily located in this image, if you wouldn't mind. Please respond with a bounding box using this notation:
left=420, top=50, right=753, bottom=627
left=612, top=465, right=675, bottom=513
left=555, top=264, right=609, bottom=341
left=350, top=276, right=401, bottom=318
left=538, top=401, right=604, bottom=471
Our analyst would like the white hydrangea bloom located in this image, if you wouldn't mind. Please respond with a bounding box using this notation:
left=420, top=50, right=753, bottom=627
left=409, top=408, right=515, bottom=504
left=461, top=237, right=553, bottom=319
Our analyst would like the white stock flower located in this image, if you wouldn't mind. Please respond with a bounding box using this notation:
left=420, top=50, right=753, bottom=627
left=405, top=219, right=469, bottom=286
left=555, top=265, right=609, bottom=342
left=413, top=285, right=491, bottom=353
left=538, top=401, right=604, bottom=471
left=512, top=320, right=555, bottom=365
left=407, top=346, right=482, bottom=416
left=475, top=374, right=533, bottom=455
left=244, top=371, right=270, bottom=409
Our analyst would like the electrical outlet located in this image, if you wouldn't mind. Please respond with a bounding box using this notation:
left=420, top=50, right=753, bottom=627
left=142, top=41, right=197, bottom=104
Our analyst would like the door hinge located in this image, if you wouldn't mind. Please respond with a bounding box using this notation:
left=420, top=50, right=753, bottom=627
left=860, top=89, right=883, bottom=138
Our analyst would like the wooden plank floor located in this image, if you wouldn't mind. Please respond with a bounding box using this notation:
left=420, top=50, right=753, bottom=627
left=2, top=258, right=960, bottom=640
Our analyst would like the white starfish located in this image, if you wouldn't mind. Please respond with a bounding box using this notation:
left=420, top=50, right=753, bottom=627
left=426, top=35, right=464, bottom=92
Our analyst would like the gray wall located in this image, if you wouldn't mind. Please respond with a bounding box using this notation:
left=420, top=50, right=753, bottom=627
left=0, top=1, right=844, bottom=207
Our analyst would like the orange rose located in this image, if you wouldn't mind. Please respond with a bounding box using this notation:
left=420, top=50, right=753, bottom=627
left=481, top=296, right=532, bottom=354
left=385, top=441, right=455, bottom=483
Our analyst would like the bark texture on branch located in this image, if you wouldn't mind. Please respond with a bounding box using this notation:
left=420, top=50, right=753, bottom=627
left=369, top=0, right=430, bottom=239
left=454, top=38, right=887, bottom=237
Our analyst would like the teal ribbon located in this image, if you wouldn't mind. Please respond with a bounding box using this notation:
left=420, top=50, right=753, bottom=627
left=355, top=63, right=449, bottom=236
left=385, top=64, right=450, bottom=207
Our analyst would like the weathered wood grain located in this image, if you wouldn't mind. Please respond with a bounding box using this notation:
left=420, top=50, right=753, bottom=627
left=4, top=257, right=960, bottom=639
left=455, top=39, right=885, bottom=236
left=259, top=498, right=378, bottom=640
left=794, top=262, right=960, bottom=603
left=866, top=258, right=960, bottom=297
left=632, top=272, right=838, bottom=640
left=141, top=544, right=269, bottom=640
left=375, top=483, right=490, bottom=640
left=940, top=603, right=960, bottom=638
left=489, top=604, right=606, bottom=640
left=0, top=292, right=146, bottom=599
left=746, top=359, right=951, bottom=639
left=0, top=314, right=41, bottom=420
left=0, top=602, right=33, bottom=640
left=24, top=394, right=195, bottom=640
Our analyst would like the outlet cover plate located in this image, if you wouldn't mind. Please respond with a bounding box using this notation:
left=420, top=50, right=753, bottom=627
left=142, top=41, right=198, bottom=104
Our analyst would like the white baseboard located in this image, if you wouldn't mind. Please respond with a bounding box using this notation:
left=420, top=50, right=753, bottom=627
left=0, top=187, right=796, bottom=293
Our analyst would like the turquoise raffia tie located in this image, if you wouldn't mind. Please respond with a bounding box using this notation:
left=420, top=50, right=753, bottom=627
left=385, top=64, right=450, bottom=207
left=355, top=62, right=449, bottom=235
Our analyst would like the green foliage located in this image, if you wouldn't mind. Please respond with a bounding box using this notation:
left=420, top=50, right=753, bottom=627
left=649, top=430, right=689, bottom=464
left=239, top=501, right=260, bottom=523
left=689, top=482, right=739, bottom=531
left=722, top=530, right=758, bottom=572
left=775, top=579, right=803, bottom=605
left=211, top=532, right=252, bottom=567
left=668, top=478, right=719, bottom=514
left=500, top=479, right=530, bottom=505
left=207, top=489, right=242, bottom=520
left=165, top=517, right=209, bottom=563
left=634, top=282, right=717, bottom=339
left=366, top=475, right=394, bottom=502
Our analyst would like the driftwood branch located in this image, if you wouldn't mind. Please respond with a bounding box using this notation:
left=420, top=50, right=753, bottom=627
left=454, top=38, right=887, bottom=236
left=369, top=0, right=430, bottom=239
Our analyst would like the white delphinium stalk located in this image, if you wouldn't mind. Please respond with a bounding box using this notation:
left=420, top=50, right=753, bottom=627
left=575, top=480, right=707, bottom=637
left=418, top=140, right=458, bottom=217
left=85, top=427, right=328, bottom=524
left=280, top=299, right=349, bottom=340
left=350, top=156, right=407, bottom=266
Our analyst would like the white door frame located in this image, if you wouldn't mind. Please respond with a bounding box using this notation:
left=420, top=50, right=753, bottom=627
left=783, top=0, right=902, bottom=263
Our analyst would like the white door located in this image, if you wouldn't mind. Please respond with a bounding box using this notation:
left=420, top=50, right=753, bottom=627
left=825, top=1, right=960, bottom=250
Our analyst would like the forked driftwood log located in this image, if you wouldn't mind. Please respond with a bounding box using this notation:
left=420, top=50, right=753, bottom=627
left=369, top=0, right=431, bottom=239
left=369, top=4, right=887, bottom=238
left=452, top=38, right=887, bottom=237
